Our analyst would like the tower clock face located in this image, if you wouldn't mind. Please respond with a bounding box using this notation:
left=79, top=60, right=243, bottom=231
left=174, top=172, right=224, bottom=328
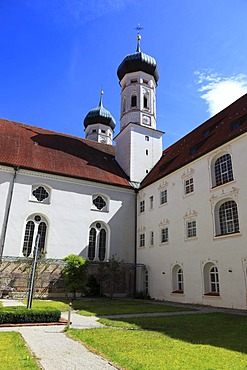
left=142, top=115, right=151, bottom=126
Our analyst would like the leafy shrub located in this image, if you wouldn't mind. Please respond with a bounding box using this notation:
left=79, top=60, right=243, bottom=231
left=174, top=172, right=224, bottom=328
left=0, top=306, right=61, bottom=324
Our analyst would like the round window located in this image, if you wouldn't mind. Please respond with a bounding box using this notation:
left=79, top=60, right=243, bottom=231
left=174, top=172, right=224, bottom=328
left=96, top=222, right=101, bottom=229
left=34, top=215, right=41, bottom=222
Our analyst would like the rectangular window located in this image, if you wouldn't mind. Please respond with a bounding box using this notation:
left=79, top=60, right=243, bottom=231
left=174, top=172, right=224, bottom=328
left=101, top=129, right=106, bottom=134
left=161, top=227, right=168, bottom=243
left=160, top=189, right=167, bottom=205
left=131, top=95, right=137, bottom=107
left=140, top=200, right=145, bottom=213
left=149, top=196, right=153, bottom=209
left=187, top=220, right=197, bottom=238
left=150, top=231, right=154, bottom=246
left=185, top=178, right=194, bottom=194
left=146, top=149, right=149, bottom=155
left=140, top=233, right=145, bottom=247
left=145, top=136, right=149, bottom=141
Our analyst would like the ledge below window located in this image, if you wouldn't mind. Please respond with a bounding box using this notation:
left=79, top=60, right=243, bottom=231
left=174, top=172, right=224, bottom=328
left=203, top=293, right=221, bottom=300
left=214, top=232, right=241, bottom=240
left=171, top=290, right=184, bottom=295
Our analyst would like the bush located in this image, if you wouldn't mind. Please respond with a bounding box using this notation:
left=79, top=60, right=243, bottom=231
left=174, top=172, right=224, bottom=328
left=0, top=306, right=61, bottom=324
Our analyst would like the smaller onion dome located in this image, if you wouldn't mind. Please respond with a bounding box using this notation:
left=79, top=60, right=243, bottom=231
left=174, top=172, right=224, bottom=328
left=117, top=35, right=159, bottom=83
left=84, top=91, right=116, bottom=130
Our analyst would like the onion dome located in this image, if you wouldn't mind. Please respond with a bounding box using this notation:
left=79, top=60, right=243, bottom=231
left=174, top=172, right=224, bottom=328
left=84, top=91, right=116, bottom=130
left=117, top=35, right=159, bottom=83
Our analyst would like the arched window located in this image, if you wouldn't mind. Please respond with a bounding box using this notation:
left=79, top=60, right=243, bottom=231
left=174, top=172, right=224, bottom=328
left=98, top=229, right=106, bottom=261
left=22, top=215, right=48, bottom=257
left=215, top=200, right=239, bottom=236
left=172, top=265, right=184, bottom=293
left=88, top=228, right=96, bottom=261
left=87, top=222, right=108, bottom=262
left=203, top=263, right=220, bottom=295
left=23, top=221, right=35, bottom=257
left=219, top=200, right=239, bottom=234
left=213, top=153, right=234, bottom=187
left=209, top=266, right=220, bottom=294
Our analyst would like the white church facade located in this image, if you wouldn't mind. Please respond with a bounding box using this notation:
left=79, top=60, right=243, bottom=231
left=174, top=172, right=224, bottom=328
left=0, top=34, right=247, bottom=309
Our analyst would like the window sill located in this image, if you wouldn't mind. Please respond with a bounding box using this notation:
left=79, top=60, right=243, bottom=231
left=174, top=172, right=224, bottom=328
left=159, top=202, right=168, bottom=208
left=183, top=191, right=195, bottom=199
left=184, top=236, right=198, bottom=242
left=90, top=208, right=109, bottom=213
left=171, top=290, right=184, bottom=295
left=203, top=293, right=221, bottom=300
left=211, top=179, right=235, bottom=191
left=214, top=232, right=241, bottom=240
left=138, top=246, right=145, bottom=250
left=159, top=242, right=169, bottom=246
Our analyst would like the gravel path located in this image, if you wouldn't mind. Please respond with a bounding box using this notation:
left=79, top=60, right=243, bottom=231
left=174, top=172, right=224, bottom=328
left=0, top=300, right=118, bottom=370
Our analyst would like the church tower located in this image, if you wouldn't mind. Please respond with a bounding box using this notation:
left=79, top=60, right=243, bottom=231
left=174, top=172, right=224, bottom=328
left=84, top=91, right=116, bottom=145
left=115, top=33, right=163, bottom=184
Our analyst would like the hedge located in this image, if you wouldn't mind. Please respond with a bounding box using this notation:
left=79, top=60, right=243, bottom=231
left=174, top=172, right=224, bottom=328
left=0, top=306, right=61, bottom=324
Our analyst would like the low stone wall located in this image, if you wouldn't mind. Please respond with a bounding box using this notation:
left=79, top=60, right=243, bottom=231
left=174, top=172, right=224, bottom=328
left=0, top=257, right=140, bottom=299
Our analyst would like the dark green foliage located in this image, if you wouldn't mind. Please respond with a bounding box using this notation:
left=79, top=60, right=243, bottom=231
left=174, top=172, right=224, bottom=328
left=86, top=275, right=100, bottom=297
left=97, top=255, right=123, bottom=298
left=0, top=306, right=61, bottom=324
left=62, top=254, right=88, bottom=298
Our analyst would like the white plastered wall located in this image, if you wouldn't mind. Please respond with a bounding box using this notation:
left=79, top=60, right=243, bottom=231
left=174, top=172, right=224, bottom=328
left=137, top=133, right=247, bottom=309
left=0, top=167, right=135, bottom=263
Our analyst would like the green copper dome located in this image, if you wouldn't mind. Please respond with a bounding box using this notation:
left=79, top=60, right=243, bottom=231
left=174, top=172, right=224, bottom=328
left=84, top=93, right=116, bottom=130
left=117, top=35, right=159, bottom=83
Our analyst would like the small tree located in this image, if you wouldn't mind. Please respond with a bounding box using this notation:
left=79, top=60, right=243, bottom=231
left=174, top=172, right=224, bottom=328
left=62, top=254, right=88, bottom=299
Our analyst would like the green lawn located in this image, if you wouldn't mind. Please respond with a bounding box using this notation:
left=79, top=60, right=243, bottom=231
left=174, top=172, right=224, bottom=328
left=71, top=298, right=193, bottom=316
left=68, top=313, right=247, bottom=370
left=0, top=332, right=39, bottom=370
left=20, top=298, right=193, bottom=316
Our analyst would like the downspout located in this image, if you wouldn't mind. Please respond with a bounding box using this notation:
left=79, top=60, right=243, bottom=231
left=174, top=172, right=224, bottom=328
left=0, top=166, right=19, bottom=260
left=133, top=188, right=138, bottom=296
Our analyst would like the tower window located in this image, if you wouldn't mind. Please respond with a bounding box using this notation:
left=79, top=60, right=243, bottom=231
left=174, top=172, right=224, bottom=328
left=131, top=79, right=137, bottom=83
left=145, top=136, right=149, bottom=141
left=143, top=95, right=148, bottom=108
left=131, top=95, right=137, bottom=107
left=146, top=149, right=149, bottom=155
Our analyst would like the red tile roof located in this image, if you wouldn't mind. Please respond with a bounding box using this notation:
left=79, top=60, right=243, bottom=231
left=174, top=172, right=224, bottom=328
left=141, top=94, right=247, bottom=188
left=0, top=119, right=131, bottom=188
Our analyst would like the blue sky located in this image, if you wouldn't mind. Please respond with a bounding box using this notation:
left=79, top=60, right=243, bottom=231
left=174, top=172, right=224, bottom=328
left=1, top=0, right=247, bottom=148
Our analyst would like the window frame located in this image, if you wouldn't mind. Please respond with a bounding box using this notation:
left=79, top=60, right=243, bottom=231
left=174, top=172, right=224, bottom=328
left=186, top=220, right=197, bottom=239
left=211, top=153, right=234, bottom=188
left=22, top=214, right=48, bottom=258
left=140, top=200, right=145, bottom=214
left=139, top=233, right=145, bottom=248
left=87, top=222, right=108, bottom=262
left=184, top=177, right=194, bottom=195
left=160, top=189, right=167, bottom=206
left=161, top=227, right=169, bottom=244
left=91, top=194, right=109, bottom=212
left=215, top=199, right=240, bottom=236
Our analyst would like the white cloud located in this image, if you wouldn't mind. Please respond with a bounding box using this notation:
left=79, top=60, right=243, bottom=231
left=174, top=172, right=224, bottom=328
left=195, top=71, right=247, bottom=116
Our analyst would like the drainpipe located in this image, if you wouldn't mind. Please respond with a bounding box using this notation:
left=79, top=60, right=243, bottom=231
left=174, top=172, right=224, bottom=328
left=0, top=166, right=19, bottom=260
left=133, top=189, right=138, bottom=296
